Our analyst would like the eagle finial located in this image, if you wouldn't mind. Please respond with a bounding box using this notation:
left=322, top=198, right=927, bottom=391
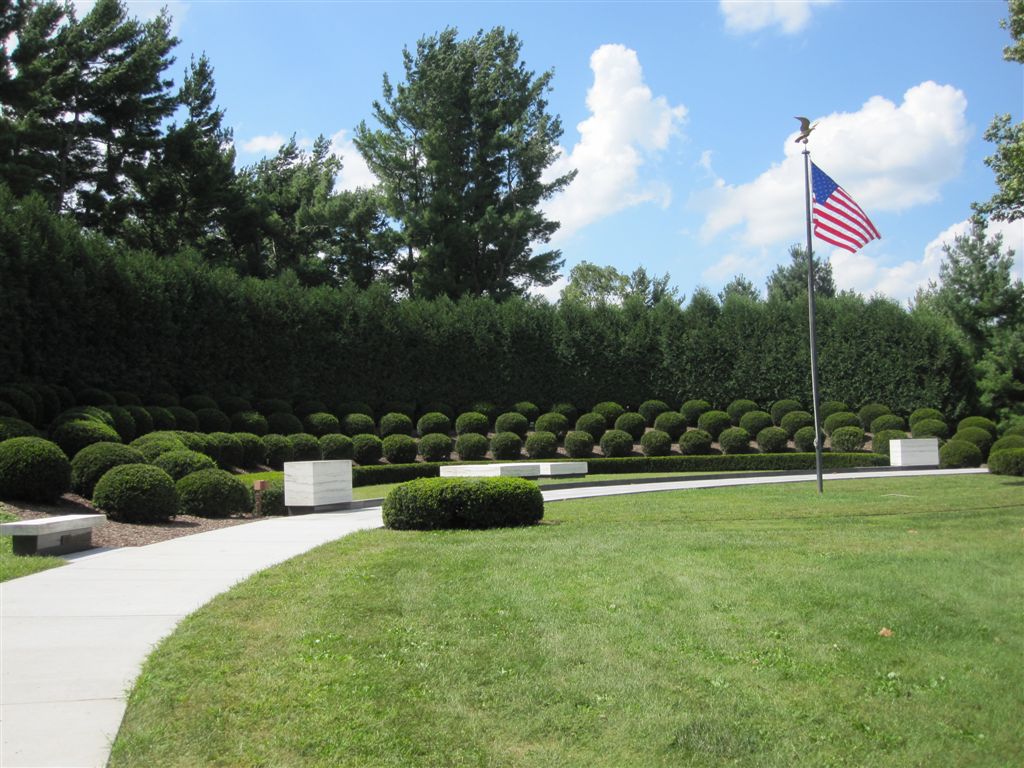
left=794, top=116, right=818, bottom=144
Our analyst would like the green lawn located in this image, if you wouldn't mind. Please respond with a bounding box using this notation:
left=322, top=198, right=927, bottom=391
left=0, top=509, right=66, bottom=582
left=111, top=475, right=1023, bottom=767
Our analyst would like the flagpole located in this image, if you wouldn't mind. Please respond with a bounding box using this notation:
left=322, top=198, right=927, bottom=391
left=802, top=145, right=825, bottom=494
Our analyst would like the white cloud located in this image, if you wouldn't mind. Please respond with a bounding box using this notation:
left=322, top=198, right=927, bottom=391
left=328, top=130, right=378, bottom=192
left=240, top=133, right=288, bottom=154
left=701, top=252, right=769, bottom=284
left=719, top=0, right=834, bottom=34
left=529, top=275, right=569, bottom=304
left=697, top=81, right=970, bottom=248
left=543, top=44, right=687, bottom=242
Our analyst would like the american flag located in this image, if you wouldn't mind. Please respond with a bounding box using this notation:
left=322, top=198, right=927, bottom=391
left=811, top=163, right=880, bottom=253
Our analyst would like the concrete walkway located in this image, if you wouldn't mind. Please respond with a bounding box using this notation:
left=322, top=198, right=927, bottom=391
left=0, top=467, right=987, bottom=767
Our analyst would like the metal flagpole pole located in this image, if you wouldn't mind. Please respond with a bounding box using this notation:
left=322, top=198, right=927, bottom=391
left=802, top=145, right=825, bottom=494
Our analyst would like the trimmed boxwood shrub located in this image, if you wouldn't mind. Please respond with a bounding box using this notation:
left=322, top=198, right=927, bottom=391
left=207, top=432, right=244, bottom=468
left=551, top=402, right=578, bottom=423
left=71, top=442, right=146, bottom=498
left=819, top=401, right=849, bottom=420
left=726, top=399, right=758, bottom=425
left=303, top=412, right=341, bottom=437
left=564, top=430, right=594, bottom=458
left=614, top=412, right=646, bottom=441
left=770, top=399, right=802, bottom=425
left=0, top=437, right=71, bottom=502
left=0, top=400, right=21, bottom=418
left=830, top=426, right=866, bottom=453
left=857, top=403, right=891, bottom=431
left=599, top=429, right=634, bottom=458
left=640, top=429, right=672, bottom=457
left=195, top=408, right=231, bottom=433
left=230, top=410, right=268, bottom=436
left=455, top=412, right=489, bottom=436
left=575, top=412, right=607, bottom=442
left=738, top=410, right=773, bottom=436
left=638, top=399, right=670, bottom=426
left=383, top=476, right=543, bottom=530
left=419, top=402, right=454, bottom=421
left=990, top=435, right=1024, bottom=455
left=257, top=477, right=286, bottom=516
left=697, top=410, right=731, bottom=440
left=149, top=392, right=179, bottom=408
left=823, top=411, right=859, bottom=436
left=256, top=398, right=292, bottom=416
left=419, top=433, right=452, bottom=462
left=525, top=430, right=559, bottom=459
left=112, top=390, right=141, bottom=407
left=469, top=401, right=499, bottom=426
left=261, top=434, right=294, bottom=469
left=679, top=429, right=713, bottom=455
left=93, top=464, right=177, bottom=522
left=319, top=433, right=354, bottom=460
left=681, top=399, right=712, bottom=427
left=719, top=427, right=751, bottom=454
left=152, top=449, right=217, bottom=481
left=218, top=396, right=252, bottom=416
left=383, top=434, right=418, bottom=464
left=579, top=452, right=886, bottom=475
left=125, top=405, right=154, bottom=436
left=380, top=401, right=415, bottom=419
left=872, top=429, right=908, bottom=457
left=181, top=395, right=218, bottom=412
left=76, top=387, right=116, bottom=407
left=494, top=412, right=529, bottom=439
left=513, top=401, right=541, bottom=424
left=491, top=432, right=523, bottom=460
left=416, top=412, right=452, bottom=437
left=0, top=386, right=37, bottom=423
left=53, top=405, right=115, bottom=429
left=51, top=418, right=121, bottom=458
left=988, top=447, right=1024, bottom=476
left=167, top=406, right=199, bottom=432
left=0, top=417, right=36, bottom=441
left=757, top=426, right=789, bottom=454
left=952, top=427, right=994, bottom=460
left=100, top=405, right=137, bottom=442
left=340, top=413, right=375, bottom=437
left=958, top=416, right=998, bottom=437
left=593, top=401, right=625, bottom=425
left=175, top=431, right=213, bottom=456
left=653, top=411, right=686, bottom=441
left=1002, top=424, right=1024, bottom=437
left=235, top=433, right=267, bottom=468
left=288, top=433, right=322, bottom=462
left=455, top=432, right=489, bottom=460
left=912, top=418, right=949, bottom=439
left=145, top=406, right=176, bottom=431
left=265, top=412, right=302, bottom=436
left=176, top=469, right=252, bottom=518
left=794, top=426, right=819, bottom=453
left=335, top=401, right=374, bottom=420
left=379, top=412, right=414, bottom=438
left=352, top=434, right=383, bottom=465
left=939, top=439, right=982, bottom=469
left=295, top=399, right=328, bottom=418
left=870, top=414, right=906, bottom=434
left=130, top=433, right=186, bottom=461
left=780, top=410, right=814, bottom=437
left=909, top=407, right=944, bottom=427
left=535, top=412, right=569, bottom=440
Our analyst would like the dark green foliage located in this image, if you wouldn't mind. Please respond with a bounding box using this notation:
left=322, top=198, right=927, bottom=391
left=130, top=433, right=187, bottom=462
left=382, top=434, right=418, bottom=464
left=870, top=414, right=906, bottom=433
left=912, top=419, right=949, bottom=439
left=382, top=476, right=544, bottom=530
left=757, top=426, right=790, bottom=454
left=380, top=401, right=416, bottom=419
left=218, top=396, right=252, bottom=416
left=726, top=399, right=758, bottom=425
left=767, top=245, right=836, bottom=301
left=988, top=447, right=1024, bottom=475
left=525, top=431, right=559, bottom=459
left=794, top=426, right=819, bottom=453
left=939, top=440, right=983, bottom=469
left=303, top=412, right=341, bottom=438
left=416, top=412, right=452, bottom=437
left=52, top=406, right=115, bottom=429
left=638, top=399, right=670, bottom=426
left=379, top=412, right=414, bottom=439
left=256, top=399, right=292, bottom=416
left=319, top=434, right=354, bottom=461
left=780, top=410, right=814, bottom=437
left=593, top=402, right=625, bottom=425
left=70, top=442, right=145, bottom=498
left=0, top=387, right=36, bottom=424
left=614, top=412, right=646, bottom=441
left=830, top=426, right=866, bottom=453
left=823, top=412, right=859, bottom=436
left=574, top=412, right=608, bottom=443
left=490, top=414, right=529, bottom=441
left=719, top=427, right=751, bottom=454
left=93, top=465, right=178, bottom=523
left=294, top=400, right=328, bottom=418
left=0, top=417, right=36, bottom=441
left=513, top=401, right=540, bottom=424
left=341, top=413, right=376, bottom=437
left=584, top=452, right=886, bottom=474
left=599, top=429, right=634, bottom=458
left=455, top=412, right=489, bottom=436
left=697, top=410, right=731, bottom=440
left=551, top=402, right=578, bottom=423
left=261, top=434, right=294, bottom=470
left=207, top=432, right=244, bottom=468
left=288, top=434, right=322, bottom=462
left=770, top=399, right=802, bottom=425
left=957, top=416, right=998, bottom=437
left=145, top=406, right=177, bottom=431
left=418, top=433, right=452, bottom=462
left=679, top=429, right=713, bottom=455
left=50, top=419, right=121, bottom=458
left=167, top=406, right=199, bottom=432
left=77, top=388, right=116, bottom=406
left=857, top=403, right=891, bottom=431
left=151, top=450, right=217, bottom=482
left=738, top=410, right=773, bottom=436
left=418, top=402, right=454, bottom=421
left=534, top=412, right=569, bottom=440
left=490, top=432, right=523, bottom=460
left=181, top=395, right=218, bottom=412
left=268, top=412, right=304, bottom=436
left=640, top=429, right=672, bottom=457
left=230, top=411, right=268, bottom=437
left=176, top=469, right=252, bottom=518
left=653, top=411, right=686, bottom=440
left=1002, top=424, right=1024, bottom=437
left=150, top=393, right=180, bottom=408
left=0, top=401, right=18, bottom=418
left=175, top=431, right=213, bottom=456
left=909, top=407, right=945, bottom=427
left=195, top=408, right=230, bottom=434
left=872, top=429, right=908, bottom=457
left=235, top=433, right=267, bottom=468
left=563, top=430, right=594, bottom=458
left=0, top=437, right=71, bottom=502
left=952, top=427, right=994, bottom=460
left=819, top=401, right=849, bottom=420
left=455, top=433, right=489, bottom=460
left=352, top=434, right=383, bottom=465
left=469, top=402, right=499, bottom=426
left=990, top=435, right=1024, bottom=455
left=125, top=406, right=154, bottom=436
left=335, top=402, right=374, bottom=420
left=257, top=478, right=286, bottom=516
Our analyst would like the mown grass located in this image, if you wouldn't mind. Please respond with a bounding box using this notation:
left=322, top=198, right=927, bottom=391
left=111, top=474, right=1023, bottom=767
left=0, top=509, right=66, bottom=582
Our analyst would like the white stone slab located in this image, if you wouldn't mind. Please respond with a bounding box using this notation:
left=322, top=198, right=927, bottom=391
left=0, top=514, right=105, bottom=536
left=284, top=460, right=353, bottom=507
left=537, top=461, right=588, bottom=477
left=440, top=463, right=542, bottom=478
left=889, top=438, right=940, bottom=467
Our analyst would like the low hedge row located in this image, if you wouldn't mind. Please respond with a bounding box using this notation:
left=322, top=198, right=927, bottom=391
left=382, top=476, right=544, bottom=530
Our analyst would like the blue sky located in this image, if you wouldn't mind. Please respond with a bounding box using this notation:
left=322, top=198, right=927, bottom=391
left=108, top=0, right=1022, bottom=302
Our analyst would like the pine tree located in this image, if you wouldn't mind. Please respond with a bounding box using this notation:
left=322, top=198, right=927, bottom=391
left=766, top=245, right=836, bottom=302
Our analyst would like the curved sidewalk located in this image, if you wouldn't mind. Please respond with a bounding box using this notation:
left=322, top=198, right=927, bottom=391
left=0, top=467, right=985, bottom=767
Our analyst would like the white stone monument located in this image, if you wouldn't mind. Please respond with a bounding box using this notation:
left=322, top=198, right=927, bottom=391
left=889, top=438, right=940, bottom=467
left=284, top=460, right=354, bottom=513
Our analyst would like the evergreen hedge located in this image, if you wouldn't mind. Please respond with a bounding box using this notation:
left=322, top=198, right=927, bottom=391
left=382, top=476, right=544, bottom=530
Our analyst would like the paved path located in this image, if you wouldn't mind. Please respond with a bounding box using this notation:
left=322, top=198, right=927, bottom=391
left=0, top=467, right=986, bottom=767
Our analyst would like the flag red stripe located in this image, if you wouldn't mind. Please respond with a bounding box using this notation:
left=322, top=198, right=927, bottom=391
left=814, top=219, right=864, bottom=250
left=822, top=197, right=873, bottom=238
left=813, top=225, right=859, bottom=253
left=814, top=204, right=873, bottom=243
left=831, top=188, right=881, bottom=238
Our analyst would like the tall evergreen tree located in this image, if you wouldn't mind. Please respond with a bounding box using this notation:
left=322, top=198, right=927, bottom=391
left=766, top=244, right=836, bottom=302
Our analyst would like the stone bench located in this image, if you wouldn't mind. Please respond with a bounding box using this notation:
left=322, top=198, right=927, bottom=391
left=0, top=514, right=106, bottom=556
left=439, top=461, right=588, bottom=479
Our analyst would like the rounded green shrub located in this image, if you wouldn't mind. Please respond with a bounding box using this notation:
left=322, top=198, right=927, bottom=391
left=295, top=399, right=328, bottom=418
left=830, top=426, right=866, bottom=453
left=0, top=437, right=71, bottom=502
left=93, top=464, right=177, bottom=522
left=288, top=433, right=321, bottom=462
left=593, top=402, right=625, bottom=426
left=534, top=412, right=569, bottom=440
left=679, top=429, right=713, bottom=455
left=334, top=402, right=374, bottom=420
left=207, top=432, right=244, bottom=468
left=957, top=416, right=998, bottom=438
left=870, top=414, right=906, bottom=434
left=76, top=387, right=116, bottom=407
left=599, top=429, right=634, bottom=458
left=181, top=395, right=218, bottom=412
left=419, top=433, right=452, bottom=462
left=525, top=431, right=559, bottom=459
left=990, top=435, right=1024, bottom=455
left=513, top=401, right=541, bottom=424
left=195, top=408, right=230, bottom=434
left=823, top=411, right=859, bottom=436
left=235, top=433, right=267, bottom=468
left=757, top=426, right=789, bottom=454
left=51, top=418, right=121, bottom=458
left=52, top=384, right=76, bottom=411
left=770, top=399, right=802, bottom=425
left=218, top=396, right=252, bottom=416
left=0, top=386, right=37, bottom=423
left=101, top=405, right=137, bottom=442
left=257, top=478, right=286, bottom=516
left=494, top=412, right=529, bottom=439
left=416, top=412, right=452, bottom=437
left=303, top=412, right=341, bottom=437
left=268, top=412, right=304, bottom=436
left=857, top=403, right=891, bottom=431
left=19, top=384, right=58, bottom=423
left=379, top=412, right=414, bottom=439
left=145, top=406, right=176, bottom=431
left=872, top=429, right=908, bottom=457
left=319, top=433, right=354, bottom=460
left=149, top=392, right=180, bottom=408
left=1001, top=424, right=1024, bottom=437
left=640, top=429, right=672, bottom=457
left=939, top=439, right=982, bottom=469
left=794, top=426, right=820, bottom=453
left=726, top=399, right=757, bottom=426
left=419, top=402, right=454, bottom=421
left=653, top=411, right=686, bottom=441
left=231, top=411, right=268, bottom=436
left=176, top=469, right=252, bottom=518
left=988, top=447, right=1024, bottom=476
left=551, top=402, right=579, bottom=423
left=0, top=417, right=36, bottom=441
left=53, top=406, right=115, bottom=429
left=680, top=399, right=712, bottom=427
left=0, top=401, right=19, bottom=418
left=261, top=434, right=294, bottom=470
left=167, top=406, right=199, bottom=432
left=125, top=405, right=154, bottom=436
left=697, top=410, right=731, bottom=440
left=909, top=407, right=944, bottom=427
left=638, top=399, right=670, bottom=426
left=455, top=412, right=489, bottom=436
left=383, top=476, right=543, bottom=530
left=455, top=433, right=489, bottom=461
left=614, top=412, right=646, bottom=441
left=819, top=401, right=849, bottom=420
left=739, top=410, right=773, bottom=436
left=490, top=432, right=523, bottom=460
left=256, top=398, right=292, bottom=416
left=952, top=427, right=993, bottom=460
left=780, top=410, right=814, bottom=437
left=152, top=449, right=217, bottom=482
left=468, top=402, right=499, bottom=426
left=71, top=442, right=145, bottom=498
left=352, top=434, right=383, bottom=465
left=380, top=401, right=415, bottom=419
left=175, top=431, right=213, bottom=456
left=340, top=413, right=375, bottom=437
left=719, top=427, right=751, bottom=454
left=130, top=433, right=187, bottom=462
left=912, top=418, right=949, bottom=440
left=383, top=434, right=418, bottom=464
left=575, top=412, right=607, bottom=442
left=563, top=430, right=594, bottom=458
left=112, top=390, right=142, bottom=407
